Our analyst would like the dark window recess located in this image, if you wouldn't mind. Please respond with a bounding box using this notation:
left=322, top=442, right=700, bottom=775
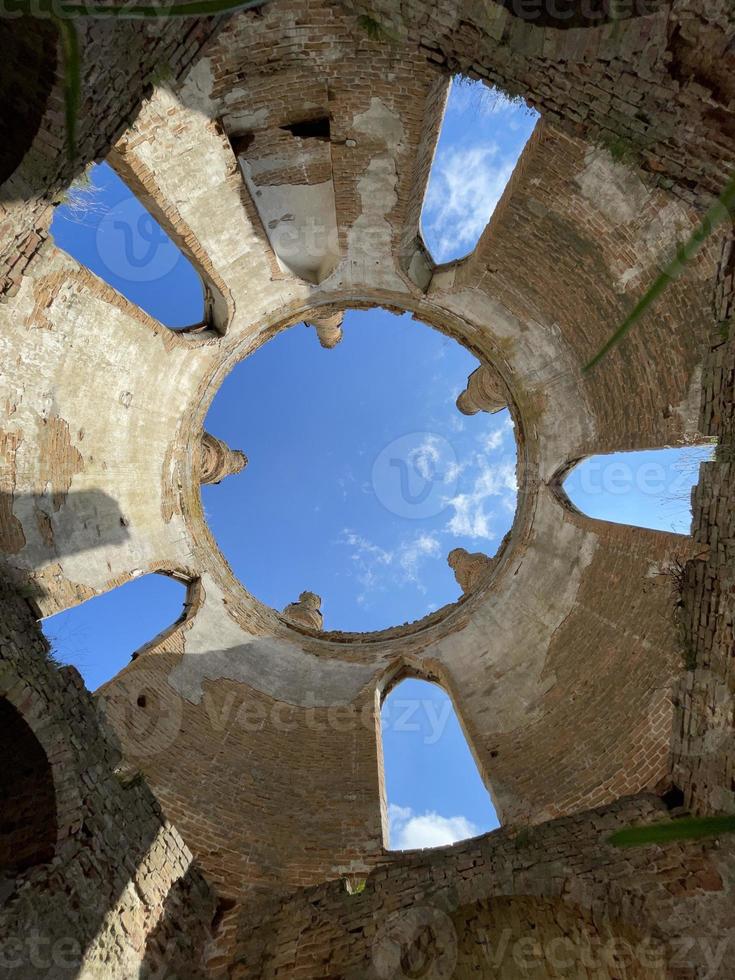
left=0, top=19, right=57, bottom=185
left=281, top=117, right=331, bottom=141
left=662, top=785, right=686, bottom=811
left=230, top=132, right=255, bottom=157
left=0, top=699, right=57, bottom=875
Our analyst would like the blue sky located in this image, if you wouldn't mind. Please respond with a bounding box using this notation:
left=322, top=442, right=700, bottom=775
left=44, top=79, right=710, bottom=851
left=51, top=163, right=204, bottom=328
left=203, top=312, right=516, bottom=633
left=421, top=81, right=538, bottom=263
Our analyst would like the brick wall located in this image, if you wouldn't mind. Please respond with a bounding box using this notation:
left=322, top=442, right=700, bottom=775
left=0, top=699, right=56, bottom=875
left=672, top=231, right=735, bottom=817
left=0, top=582, right=216, bottom=978
left=341, top=0, right=734, bottom=206
left=232, top=794, right=735, bottom=978
left=0, top=14, right=222, bottom=298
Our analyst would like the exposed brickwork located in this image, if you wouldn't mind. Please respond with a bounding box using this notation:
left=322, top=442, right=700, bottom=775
left=0, top=15, right=222, bottom=298
left=0, top=583, right=216, bottom=977
left=451, top=121, right=721, bottom=456
left=0, top=698, right=56, bottom=875
left=99, top=649, right=386, bottom=900
left=342, top=0, right=735, bottom=206
left=0, top=2, right=733, bottom=974
left=232, top=794, right=735, bottom=978
left=672, top=231, right=735, bottom=818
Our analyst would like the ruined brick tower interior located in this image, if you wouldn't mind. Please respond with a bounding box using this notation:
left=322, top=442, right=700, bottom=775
left=1, top=1, right=734, bottom=977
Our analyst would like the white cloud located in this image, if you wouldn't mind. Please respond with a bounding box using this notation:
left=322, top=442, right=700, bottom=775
left=423, top=145, right=515, bottom=262
left=479, top=415, right=514, bottom=453
left=408, top=435, right=442, bottom=482
left=340, top=530, right=393, bottom=566
left=444, top=458, right=467, bottom=483
left=398, top=533, right=441, bottom=587
left=338, top=529, right=443, bottom=603
left=482, top=429, right=504, bottom=452
left=389, top=804, right=479, bottom=850
left=444, top=458, right=517, bottom=541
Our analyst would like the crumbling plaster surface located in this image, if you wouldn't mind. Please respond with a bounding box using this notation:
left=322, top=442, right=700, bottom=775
left=168, top=575, right=378, bottom=707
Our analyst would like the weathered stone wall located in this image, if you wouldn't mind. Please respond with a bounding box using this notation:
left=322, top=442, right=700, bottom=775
left=1, top=0, right=724, bottom=910
left=232, top=794, right=735, bottom=978
left=0, top=15, right=221, bottom=300
left=0, top=582, right=215, bottom=978
left=672, top=230, right=735, bottom=818
left=341, top=0, right=734, bottom=206
left=0, top=2, right=733, bottom=974
left=0, top=699, right=57, bottom=876
left=99, top=643, right=387, bottom=898
left=447, top=121, right=720, bottom=455
left=4, top=1, right=734, bottom=301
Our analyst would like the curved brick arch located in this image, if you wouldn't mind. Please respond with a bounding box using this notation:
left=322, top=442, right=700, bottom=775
left=0, top=20, right=58, bottom=186
left=0, top=667, right=83, bottom=859
left=0, top=697, right=57, bottom=875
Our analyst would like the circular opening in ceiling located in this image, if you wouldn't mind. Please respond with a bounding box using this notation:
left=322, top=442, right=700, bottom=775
left=201, top=308, right=519, bottom=633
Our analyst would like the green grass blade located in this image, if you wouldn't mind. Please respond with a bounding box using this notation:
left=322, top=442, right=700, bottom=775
left=584, top=172, right=735, bottom=373
left=54, top=16, right=81, bottom=162
left=609, top=814, right=735, bottom=848
left=57, top=0, right=267, bottom=17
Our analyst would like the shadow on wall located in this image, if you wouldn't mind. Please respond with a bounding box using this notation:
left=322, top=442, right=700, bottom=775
left=0, top=699, right=57, bottom=888
left=495, top=0, right=670, bottom=29
left=0, top=19, right=58, bottom=186
left=139, top=867, right=215, bottom=980
left=0, top=489, right=130, bottom=566
left=0, top=584, right=215, bottom=977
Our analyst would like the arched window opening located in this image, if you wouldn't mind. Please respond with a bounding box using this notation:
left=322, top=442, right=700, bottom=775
left=0, top=699, right=57, bottom=878
left=562, top=444, right=716, bottom=533
left=42, top=574, right=188, bottom=691
left=420, top=77, right=538, bottom=264
left=50, top=162, right=209, bottom=330
left=380, top=677, right=499, bottom=851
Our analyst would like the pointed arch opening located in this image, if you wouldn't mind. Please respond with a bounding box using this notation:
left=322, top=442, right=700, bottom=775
left=378, top=674, right=499, bottom=851
left=42, top=573, right=190, bottom=692
left=50, top=162, right=221, bottom=333
left=560, top=444, right=716, bottom=533
left=420, top=76, right=538, bottom=265
left=0, top=698, right=57, bottom=882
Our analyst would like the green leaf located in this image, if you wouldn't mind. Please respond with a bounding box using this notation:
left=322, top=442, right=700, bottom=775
left=609, top=814, right=735, bottom=848
left=54, top=16, right=81, bottom=162
left=584, top=172, right=735, bottom=373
